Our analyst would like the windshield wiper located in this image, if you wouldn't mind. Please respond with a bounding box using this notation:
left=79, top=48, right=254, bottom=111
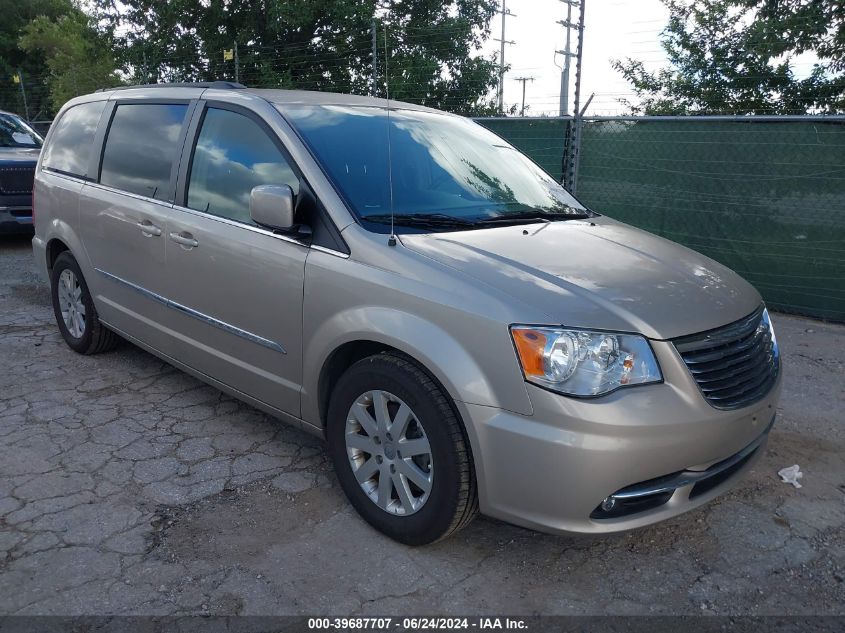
left=472, top=209, right=594, bottom=226
left=363, top=213, right=477, bottom=229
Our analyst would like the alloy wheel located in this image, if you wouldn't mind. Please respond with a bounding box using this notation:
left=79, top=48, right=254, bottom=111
left=345, top=390, right=433, bottom=515
left=58, top=269, right=86, bottom=338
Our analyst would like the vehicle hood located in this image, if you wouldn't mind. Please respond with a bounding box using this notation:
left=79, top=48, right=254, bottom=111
left=399, top=217, right=761, bottom=340
left=0, top=147, right=40, bottom=164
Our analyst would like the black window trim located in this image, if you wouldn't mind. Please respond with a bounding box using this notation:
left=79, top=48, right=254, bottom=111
left=174, top=99, right=349, bottom=255
left=95, top=98, right=198, bottom=204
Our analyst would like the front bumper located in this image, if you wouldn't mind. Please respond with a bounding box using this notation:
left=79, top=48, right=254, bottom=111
left=457, top=339, right=782, bottom=535
left=31, top=235, right=48, bottom=282
left=0, top=205, right=33, bottom=233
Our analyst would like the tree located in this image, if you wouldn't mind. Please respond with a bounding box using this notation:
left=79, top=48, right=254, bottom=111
left=20, top=11, right=123, bottom=112
left=612, top=0, right=845, bottom=115
left=378, top=0, right=501, bottom=114
left=92, top=0, right=501, bottom=115
left=0, top=0, right=76, bottom=118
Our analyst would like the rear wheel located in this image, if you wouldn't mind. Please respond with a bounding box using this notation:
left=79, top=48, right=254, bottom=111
left=327, top=352, right=478, bottom=544
left=50, top=252, right=119, bottom=354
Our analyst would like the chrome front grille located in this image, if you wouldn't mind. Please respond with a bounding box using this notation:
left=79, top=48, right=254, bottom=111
left=673, top=306, right=779, bottom=410
left=0, top=166, right=35, bottom=195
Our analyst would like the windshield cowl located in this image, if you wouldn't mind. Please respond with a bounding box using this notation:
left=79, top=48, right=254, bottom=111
left=362, top=209, right=598, bottom=233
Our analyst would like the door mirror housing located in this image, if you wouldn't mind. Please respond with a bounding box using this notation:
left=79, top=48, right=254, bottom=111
left=250, top=185, right=295, bottom=231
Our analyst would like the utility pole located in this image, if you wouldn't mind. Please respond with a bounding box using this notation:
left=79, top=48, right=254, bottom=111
left=371, top=19, right=378, bottom=96
left=556, top=0, right=580, bottom=116
left=15, top=70, right=30, bottom=121
left=234, top=40, right=239, bottom=84
left=514, top=77, right=534, bottom=116
left=493, top=0, right=516, bottom=115
left=564, top=0, right=587, bottom=193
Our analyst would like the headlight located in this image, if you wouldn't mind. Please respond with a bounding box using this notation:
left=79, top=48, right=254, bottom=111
left=761, top=307, right=779, bottom=358
left=510, top=326, right=662, bottom=396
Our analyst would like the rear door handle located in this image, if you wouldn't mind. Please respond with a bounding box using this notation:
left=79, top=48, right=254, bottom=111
left=169, top=231, right=199, bottom=248
left=137, top=220, right=162, bottom=237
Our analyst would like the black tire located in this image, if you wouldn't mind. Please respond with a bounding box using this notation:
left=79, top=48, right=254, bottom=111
left=50, top=251, right=119, bottom=354
left=327, top=352, right=478, bottom=545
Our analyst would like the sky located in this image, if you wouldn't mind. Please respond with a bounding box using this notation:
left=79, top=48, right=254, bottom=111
left=481, top=0, right=825, bottom=117
left=481, top=0, right=672, bottom=117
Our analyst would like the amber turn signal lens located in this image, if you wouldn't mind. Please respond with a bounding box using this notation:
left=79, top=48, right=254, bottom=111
left=512, top=328, right=547, bottom=377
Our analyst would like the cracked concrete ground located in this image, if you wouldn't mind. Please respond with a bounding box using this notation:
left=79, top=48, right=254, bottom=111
left=0, top=234, right=843, bottom=616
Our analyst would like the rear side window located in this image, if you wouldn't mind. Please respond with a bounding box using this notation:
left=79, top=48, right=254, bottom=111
left=100, top=103, right=189, bottom=200
left=187, top=107, right=298, bottom=224
left=42, top=101, right=107, bottom=178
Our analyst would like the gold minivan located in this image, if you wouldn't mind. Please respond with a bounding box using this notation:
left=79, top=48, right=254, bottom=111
left=32, top=83, right=781, bottom=544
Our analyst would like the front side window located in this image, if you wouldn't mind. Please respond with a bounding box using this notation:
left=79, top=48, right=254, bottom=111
left=100, top=103, right=189, bottom=200
left=187, top=107, right=298, bottom=224
left=42, top=101, right=106, bottom=178
left=283, top=105, right=589, bottom=232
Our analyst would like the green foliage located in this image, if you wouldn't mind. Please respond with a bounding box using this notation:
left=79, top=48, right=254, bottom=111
left=379, top=0, right=501, bottom=114
left=20, top=11, right=123, bottom=112
left=613, top=0, right=845, bottom=115
left=0, top=0, right=77, bottom=118
left=92, top=0, right=501, bottom=115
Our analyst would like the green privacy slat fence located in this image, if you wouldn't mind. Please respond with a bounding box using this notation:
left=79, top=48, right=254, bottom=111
left=476, top=116, right=845, bottom=322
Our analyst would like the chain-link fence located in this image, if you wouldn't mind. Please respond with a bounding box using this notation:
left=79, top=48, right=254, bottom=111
left=477, top=115, right=845, bottom=323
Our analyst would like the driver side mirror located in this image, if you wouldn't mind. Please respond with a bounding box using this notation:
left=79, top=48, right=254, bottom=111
left=250, top=184, right=295, bottom=231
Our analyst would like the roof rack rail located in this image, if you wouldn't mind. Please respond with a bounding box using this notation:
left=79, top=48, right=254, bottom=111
left=96, top=81, right=246, bottom=93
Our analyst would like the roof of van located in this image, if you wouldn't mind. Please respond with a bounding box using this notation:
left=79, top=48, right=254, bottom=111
left=245, top=88, right=437, bottom=112
left=84, top=83, right=445, bottom=114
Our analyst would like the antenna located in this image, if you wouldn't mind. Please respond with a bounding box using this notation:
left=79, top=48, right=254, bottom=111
left=383, top=26, right=397, bottom=247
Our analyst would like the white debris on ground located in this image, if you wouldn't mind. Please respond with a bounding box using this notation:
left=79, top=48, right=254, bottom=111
left=778, top=464, right=804, bottom=488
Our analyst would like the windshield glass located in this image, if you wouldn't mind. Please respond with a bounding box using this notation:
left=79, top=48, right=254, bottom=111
left=0, top=113, right=43, bottom=148
left=282, top=105, right=589, bottom=231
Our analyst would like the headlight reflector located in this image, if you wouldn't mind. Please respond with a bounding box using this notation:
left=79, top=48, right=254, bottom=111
left=511, top=326, right=662, bottom=396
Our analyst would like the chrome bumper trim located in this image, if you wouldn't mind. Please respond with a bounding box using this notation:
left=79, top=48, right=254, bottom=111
left=610, top=417, right=773, bottom=502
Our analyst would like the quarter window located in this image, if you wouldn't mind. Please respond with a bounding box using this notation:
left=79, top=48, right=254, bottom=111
left=100, top=103, right=189, bottom=200
left=187, top=107, right=298, bottom=224
left=42, top=101, right=107, bottom=178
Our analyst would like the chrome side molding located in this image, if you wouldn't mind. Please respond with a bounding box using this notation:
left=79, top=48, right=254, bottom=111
left=95, top=268, right=287, bottom=354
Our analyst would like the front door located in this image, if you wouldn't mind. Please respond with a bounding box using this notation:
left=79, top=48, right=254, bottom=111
left=162, top=104, right=307, bottom=416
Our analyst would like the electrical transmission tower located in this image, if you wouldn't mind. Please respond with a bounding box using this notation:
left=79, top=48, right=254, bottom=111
left=494, top=0, right=516, bottom=115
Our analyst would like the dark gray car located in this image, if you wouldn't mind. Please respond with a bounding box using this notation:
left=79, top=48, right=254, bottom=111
left=0, top=111, right=41, bottom=233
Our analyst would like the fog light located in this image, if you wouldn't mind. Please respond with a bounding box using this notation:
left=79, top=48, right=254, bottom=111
left=601, top=496, right=616, bottom=512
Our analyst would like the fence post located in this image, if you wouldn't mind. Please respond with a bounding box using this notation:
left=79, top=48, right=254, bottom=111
left=571, top=117, right=582, bottom=195
left=561, top=119, right=571, bottom=185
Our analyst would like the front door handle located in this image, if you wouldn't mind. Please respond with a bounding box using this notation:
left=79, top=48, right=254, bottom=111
left=137, top=220, right=162, bottom=237
left=169, top=231, right=199, bottom=248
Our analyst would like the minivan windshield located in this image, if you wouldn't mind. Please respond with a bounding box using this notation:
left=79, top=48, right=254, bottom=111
left=282, top=105, right=591, bottom=231
left=0, top=113, right=43, bottom=148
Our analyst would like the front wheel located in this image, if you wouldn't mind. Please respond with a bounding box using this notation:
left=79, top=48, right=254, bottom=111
left=326, top=353, right=478, bottom=545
